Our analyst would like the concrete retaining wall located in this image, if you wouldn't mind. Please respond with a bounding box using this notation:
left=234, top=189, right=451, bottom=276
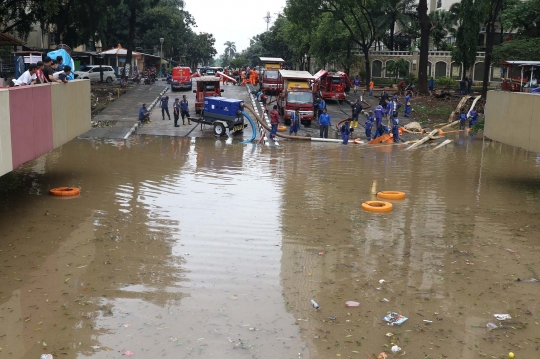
left=484, top=90, right=540, bottom=153
left=0, top=80, right=91, bottom=177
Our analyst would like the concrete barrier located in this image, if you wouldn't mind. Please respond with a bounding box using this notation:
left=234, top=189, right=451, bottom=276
left=0, top=89, right=12, bottom=175
left=485, top=90, right=540, bottom=153
left=0, top=80, right=91, bottom=178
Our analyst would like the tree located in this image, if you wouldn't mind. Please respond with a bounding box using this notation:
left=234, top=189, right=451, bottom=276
left=0, top=1, right=59, bottom=38
left=385, top=58, right=410, bottom=83
left=491, top=38, right=540, bottom=64
left=185, top=32, right=216, bottom=68
left=223, top=41, right=236, bottom=58
left=480, top=0, right=505, bottom=98
left=429, top=10, right=455, bottom=50
left=451, top=0, right=480, bottom=81
left=417, top=0, right=431, bottom=94
left=501, top=0, right=540, bottom=38
left=230, top=56, right=247, bottom=69
left=310, top=13, right=360, bottom=74
left=321, top=0, right=378, bottom=91
left=376, top=0, right=417, bottom=51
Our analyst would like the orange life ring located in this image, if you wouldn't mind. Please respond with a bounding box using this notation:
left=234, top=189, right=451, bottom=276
left=50, top=187, right=80, bottom=196
left=277, top=125, right=287, bottom=132
left=362, top=201, right=393, bottom=213
left=377, top=191, right=406, bottom=200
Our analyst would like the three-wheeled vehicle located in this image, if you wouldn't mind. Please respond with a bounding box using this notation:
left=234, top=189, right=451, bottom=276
left=259, top=57, right=285, bottom=94
left=190, top=97, right=247, bottom=136
left=193, top=76, right=224, bottom=114
left=312, top=70, right=352, bottom=101
left=276, top=70, right=315, bottom=127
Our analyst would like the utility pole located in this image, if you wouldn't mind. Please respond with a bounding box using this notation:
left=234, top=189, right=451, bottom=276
left=263, top=12, right=271, bottom=31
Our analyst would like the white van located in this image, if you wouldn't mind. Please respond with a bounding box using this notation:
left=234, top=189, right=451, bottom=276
left=74, top=65, right=116, bottom=82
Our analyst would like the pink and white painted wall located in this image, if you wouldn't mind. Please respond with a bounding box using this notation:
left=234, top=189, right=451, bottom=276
left=0, top=80, right=91, bottom=177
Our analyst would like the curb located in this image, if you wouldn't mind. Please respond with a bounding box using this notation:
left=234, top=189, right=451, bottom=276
left=123, top=86, right=169, bottom=140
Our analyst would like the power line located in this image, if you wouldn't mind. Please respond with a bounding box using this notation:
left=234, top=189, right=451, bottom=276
left=263, top=12, right=271, bottom=31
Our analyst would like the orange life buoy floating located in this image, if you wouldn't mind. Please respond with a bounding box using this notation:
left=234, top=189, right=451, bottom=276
left=362, top=201, right=393, bottom=213
left=50, top=187, right=80, bottom=196
left=377, top=191, right=406, bottom=200
left=277, top=125, right=287, bottom=132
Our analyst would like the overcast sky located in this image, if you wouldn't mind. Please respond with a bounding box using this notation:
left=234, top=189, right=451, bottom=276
left=184, top=0, right=287, bottom=57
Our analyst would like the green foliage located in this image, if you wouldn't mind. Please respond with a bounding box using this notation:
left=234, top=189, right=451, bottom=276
left=501, top=0, right=540, bottom=38
left=224, top=41, right=237, bottom=58
left=429, top=10, right=456, bottom=50
left=452, top=0, right=481, bottom=78
left=434, top=77, right=456, bottom=86
left=374, top=0, right=418, bottom=50
left=405, top=73, right=417, bottom=84
left=385, top=58, right=410, bottom=80
left=470, top=118, right=484, bottom=135
left=230, top=56, right=247, bottom=69
left=491, top=38, right=540, bottom=64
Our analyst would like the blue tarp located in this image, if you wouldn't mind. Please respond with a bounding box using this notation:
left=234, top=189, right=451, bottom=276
left=47, top=49, right=75, bottom=80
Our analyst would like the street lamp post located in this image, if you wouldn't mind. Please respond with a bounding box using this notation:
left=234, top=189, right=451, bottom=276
left=96, top=45, right=104, bottom=83
left=159, top=37, right=164, bottom=78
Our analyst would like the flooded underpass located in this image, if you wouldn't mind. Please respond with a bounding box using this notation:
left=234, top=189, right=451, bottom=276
left=1, top=134, right=540, bottom=359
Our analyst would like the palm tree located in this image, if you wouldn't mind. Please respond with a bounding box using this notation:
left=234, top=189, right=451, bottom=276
left=223, top=41, right=236, bottom=58
left=429, top=10, right=456, bottom=50
left=375, top=0, right=417, bottom=51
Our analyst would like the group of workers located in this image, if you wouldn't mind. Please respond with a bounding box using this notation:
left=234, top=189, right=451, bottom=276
left=219, top=68, right=259, bottom=87
left=138, top=94, right=190, bottom=127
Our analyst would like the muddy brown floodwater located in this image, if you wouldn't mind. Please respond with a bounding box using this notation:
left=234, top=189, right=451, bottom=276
left=0, top=133, right=540, bottom=359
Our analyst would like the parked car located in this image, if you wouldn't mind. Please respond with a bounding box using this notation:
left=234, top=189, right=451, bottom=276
left=74, top=65, right=116, bottom=82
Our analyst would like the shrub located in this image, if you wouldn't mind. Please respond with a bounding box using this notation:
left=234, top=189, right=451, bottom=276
left=434, top=77, right=456, bottom=87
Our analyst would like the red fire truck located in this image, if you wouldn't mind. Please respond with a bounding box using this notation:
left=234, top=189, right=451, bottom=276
left=276, top=70, right=315, bottom=127
left=312, top=70, right=352, bottom=101
left=258, top=57, right=285, bottom=94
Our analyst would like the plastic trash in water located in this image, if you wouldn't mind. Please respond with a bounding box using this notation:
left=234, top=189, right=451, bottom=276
left=381, top=298, right=389, bottom=302
left=486, top=322, right=498, bottom=330
left=124, top=351, right=134, bottom=356
left=382, top=312, right=408, bottom=325
left=379, top=279, right=386, bottom=284
left=494, top=314, right=512, bottom=320
left=377, top=352, right=388, bottom=359
left=345, top=301, right=360, bottom=307
left=311, top=299, right=320, bottom=309
left=41, top=355, right=53, bottom=359
left=391, top=345, right=401, bottom=353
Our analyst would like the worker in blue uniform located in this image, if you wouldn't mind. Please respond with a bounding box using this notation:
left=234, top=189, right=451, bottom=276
left=468, top=109, right=478, bottom=128
left=404, top=91, right=411, bottom=117
left=161, top=95, right=171, bottom=121
left=392, top=113, right=400, bottom=143
left=365, top=111, right=374, bottom=141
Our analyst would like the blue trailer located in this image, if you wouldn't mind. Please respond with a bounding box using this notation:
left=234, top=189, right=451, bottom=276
left=190, top=97, right=247, bottom=136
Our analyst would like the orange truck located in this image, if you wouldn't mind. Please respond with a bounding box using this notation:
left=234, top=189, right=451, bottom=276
left=258, top=57, right=285, bottom=94
left=276, top=70, right=315, bottom=127
left=170, top=66, right=192, bottom=91
left=312, top=70, right=352, bottom=101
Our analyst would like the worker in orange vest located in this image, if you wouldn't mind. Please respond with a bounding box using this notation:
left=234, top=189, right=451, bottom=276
left=251, top=69, right=258, bottom=85
left=241, top=71, right=247, bottom=86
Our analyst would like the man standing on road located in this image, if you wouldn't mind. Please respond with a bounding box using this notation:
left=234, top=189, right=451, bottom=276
left=351, top=98, right=362, bottom=128
left=270, top=105, right=280, bottom=140
left=404, top=91, right=411, bottom=118
left=139, top=103, right=150, bottom=123
left=289, top=108, right=301, bottom=136
left=373, top=104, right=384, bottom=139
left=318, top=96, right=326, bottom=117
left=180, top=95, right=191, bottom=125
left=467, top=77, right=473, bottom=95
left=428, top=77, right=434, bottom=93
left=161, top=95, right=171, bottom=121
left=318, top=108, right=331, bottom=138
left=369, top=80, right=374, bottom=97
left=173, top=98, right=181, bottom=127
left=353, top=76, right=360, bottom=94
